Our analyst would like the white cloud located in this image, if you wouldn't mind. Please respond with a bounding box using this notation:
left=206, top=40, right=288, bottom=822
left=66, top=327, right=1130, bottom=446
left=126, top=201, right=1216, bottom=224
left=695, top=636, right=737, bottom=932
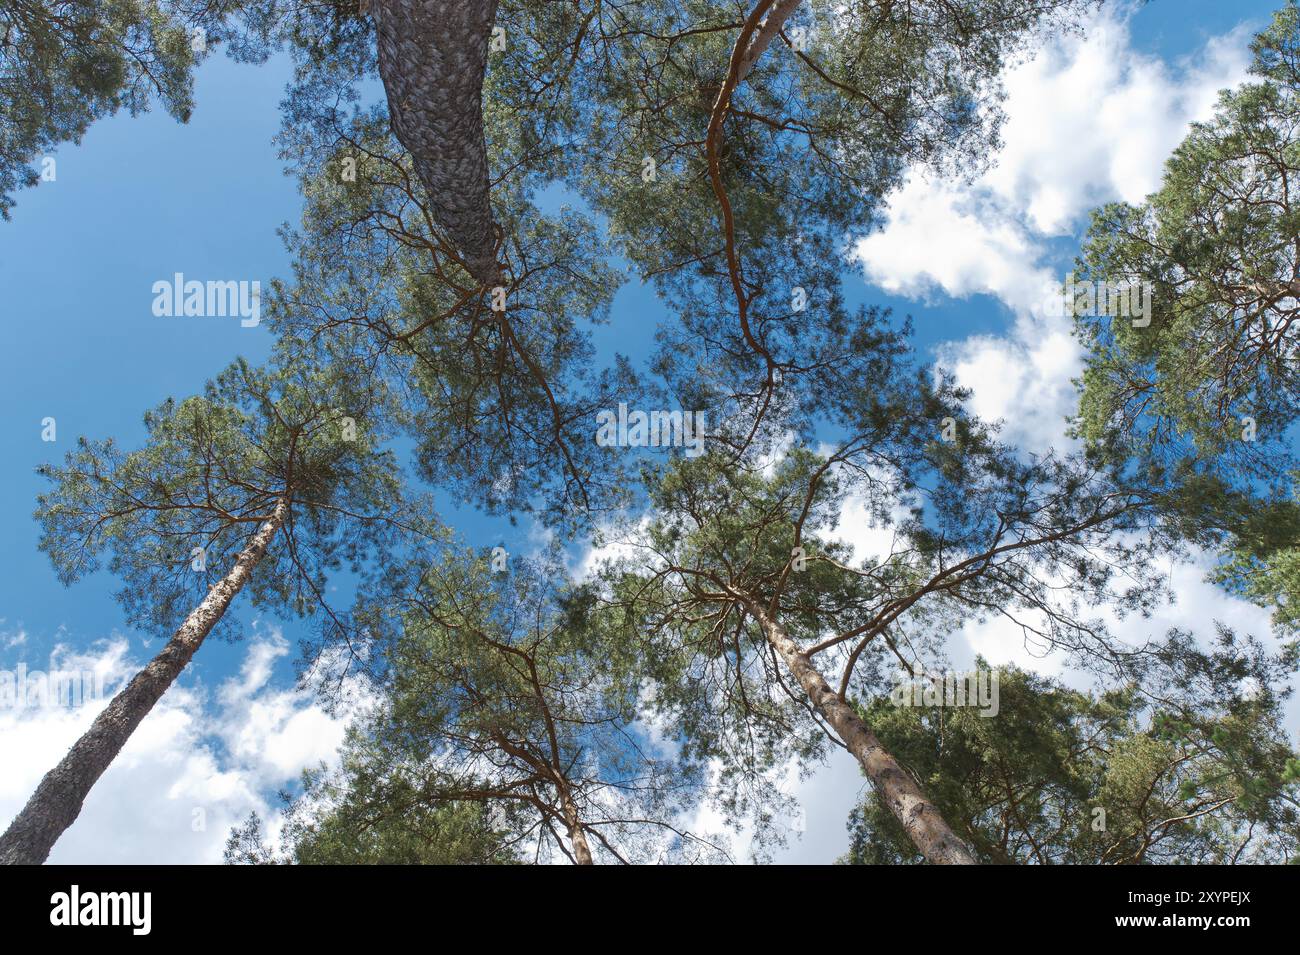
left=857, top=177, right=1055, bottom=313
left=948, top=545, right=1291, bottom=712
left=982, top=16, right=1251, bottom=234
left=854, top=5, right=1257, bottom=453
left=0, top=629, right=368, bottom=864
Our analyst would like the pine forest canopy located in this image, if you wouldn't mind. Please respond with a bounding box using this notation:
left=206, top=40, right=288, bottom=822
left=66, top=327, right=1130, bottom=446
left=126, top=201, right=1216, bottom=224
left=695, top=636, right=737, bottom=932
left=2, top=0, right=1299, bottom=865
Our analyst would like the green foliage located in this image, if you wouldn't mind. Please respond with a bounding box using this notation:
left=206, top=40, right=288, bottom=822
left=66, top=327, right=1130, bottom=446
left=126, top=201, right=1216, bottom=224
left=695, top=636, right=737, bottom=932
left=1073, top=2, right=1300, bottom=628
left=582, top=344, right=1167, bottom=849
left=256, top=0, right=1097, bottom=529
left=0, top=0, right=226, bottom=216
left=1075, top=1, right=1300, bottom=457
left=570, top=0, right=1088, bottom=272
left=843, top=647, right=1300, bottom=864
left=245, top=548, right=722, bottom=864
left=34, top=357, right=430, bottom=644
left=266, top=109, right=635, bottom=526
left=224, top=782, right=517, bottom=864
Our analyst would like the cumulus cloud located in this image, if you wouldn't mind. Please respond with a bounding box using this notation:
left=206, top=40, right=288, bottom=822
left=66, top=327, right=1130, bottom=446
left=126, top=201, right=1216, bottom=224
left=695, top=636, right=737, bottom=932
left=946, top=544, right=1286, bottom=697
left=0, top=629, right=367, bottom=863
left=855, top=5, right=1257, bottom=452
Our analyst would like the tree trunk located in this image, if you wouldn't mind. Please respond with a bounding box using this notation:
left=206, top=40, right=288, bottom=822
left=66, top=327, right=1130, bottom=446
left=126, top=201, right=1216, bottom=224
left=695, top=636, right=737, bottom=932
left=734, top=0, right=805, bottom=84
left=0, top=499, right=290, bottom=865
left=559, top=790, right=594, bottom=865
left=736, top=593, right=977, bottom=864
left=371, top=0, right=502, bottom=285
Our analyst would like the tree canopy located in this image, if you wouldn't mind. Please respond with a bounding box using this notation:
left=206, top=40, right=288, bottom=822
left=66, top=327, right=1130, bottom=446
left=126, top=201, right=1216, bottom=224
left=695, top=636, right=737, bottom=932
left=843, top=653, right=1300, bottom=865
left=8, top=0, right=1300, bottom=867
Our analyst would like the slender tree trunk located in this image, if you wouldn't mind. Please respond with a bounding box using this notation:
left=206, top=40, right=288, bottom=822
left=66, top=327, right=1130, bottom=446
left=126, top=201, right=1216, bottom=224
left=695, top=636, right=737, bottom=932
left=0, top=499, right=290, bottom=865
left=371, top=0, right=502, bottom=285
left=735, top=592, right=977, bottom=865
left=559, top=790, right=594, bottom=865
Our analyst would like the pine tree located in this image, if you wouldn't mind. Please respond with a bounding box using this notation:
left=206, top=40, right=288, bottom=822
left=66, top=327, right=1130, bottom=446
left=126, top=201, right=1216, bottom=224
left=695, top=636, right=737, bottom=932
left=238, top=549, right=723, bottom=864
left=842, top=650, right=1300, bottom=865
left=1074, top=2, right=1300, bottom=629
left=0, top=357, right=429, bottom=863
left=577, top=295, right=1168, bottom=863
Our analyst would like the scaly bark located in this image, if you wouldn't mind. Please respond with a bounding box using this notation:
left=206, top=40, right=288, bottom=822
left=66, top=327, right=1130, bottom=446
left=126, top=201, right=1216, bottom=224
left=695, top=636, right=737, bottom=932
left=371, top=0, right=503, bottom=285
left=733, top=591, right=978, bottom=865
left=0, top=498, right=290, bottom=865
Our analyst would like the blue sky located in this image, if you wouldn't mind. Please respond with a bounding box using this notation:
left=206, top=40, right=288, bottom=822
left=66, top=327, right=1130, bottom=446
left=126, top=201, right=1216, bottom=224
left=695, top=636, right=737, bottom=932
left=0, top=0, right=1289, bottom=863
